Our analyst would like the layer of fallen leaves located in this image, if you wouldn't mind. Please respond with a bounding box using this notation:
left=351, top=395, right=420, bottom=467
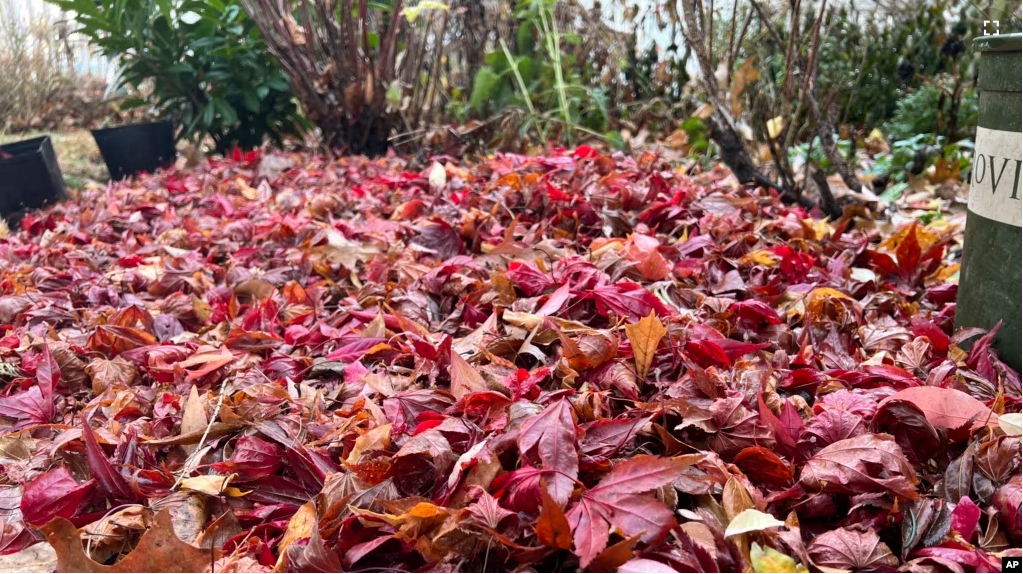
left=0, top=146, right=1020, bottom=573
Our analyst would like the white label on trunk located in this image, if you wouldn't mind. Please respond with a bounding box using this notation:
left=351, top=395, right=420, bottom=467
left=970, top=127, right=1022, bottom=227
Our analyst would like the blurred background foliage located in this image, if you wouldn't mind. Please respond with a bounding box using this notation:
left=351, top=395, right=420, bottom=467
left=2, top=0, right=1020, bottom=173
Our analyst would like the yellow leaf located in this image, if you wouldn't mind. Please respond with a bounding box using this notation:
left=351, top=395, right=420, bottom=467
left=236, top=177, right=260, bottom=200
left=275, top=501, right=317, bottom=571
left=624, top=311, right=668, bottom=380
left=178, top=474, right=250, bottom=497
left=725, top=509, right=785, bottom=537
left=362, top=312, right=388, bottom=339
left=878, top=224, right=940, bottom=253
left=352, top=502, right=450, bottom=538
left=808, top=287, right=852, bottom=301
left=767, top=116, right=784, bottom=139
left=926, top=263, right=959, bottom=284
left=666, top=128, right=689, bottom=150
left=742, top=249, right=780, bottom=267
left=722, top=476, right=753, bottom=522
left=403, top=0, right=449, bottom=23
left=751, top=542, right=808, bottom=573
left=805, top=287, right=854, bottom=323
left=805, top=218, right=833, bottom=240
left=179, top=386, right=207, bottom=456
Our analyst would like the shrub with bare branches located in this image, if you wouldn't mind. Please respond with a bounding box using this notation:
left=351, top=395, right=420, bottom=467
left=240, top=0, right=449, bottom=155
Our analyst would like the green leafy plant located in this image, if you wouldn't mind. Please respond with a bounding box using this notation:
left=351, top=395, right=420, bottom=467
left=465, top=0, right=616, bottom=146
left=868, top=133, right=974, bottom=191
left=885, top=77, right=978, bottom=141
left=46, top=0, right=303, bottom=152
left=812, top=0, right=973, bottom=129
left=680, top=118, right=710, bottom=155
left=788, top=136, right=853, bottom=173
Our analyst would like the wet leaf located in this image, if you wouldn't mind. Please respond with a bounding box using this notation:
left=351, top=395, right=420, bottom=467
left=993, top=475, right=1022, bottom=544
left=20, top=467, right=94, bottom=526
left=81, top=418, right=136, bottom=502
left=877, top=387, right=995, bottom=439
left=567, top=456, right=682, bottom=567
left=901, top=498, right=951, bottom=559
left=178, top=474, right=250, bottom=497
left=449, top=349, right=487, bottom=399
left=0, top=146, right=1014, bottom=573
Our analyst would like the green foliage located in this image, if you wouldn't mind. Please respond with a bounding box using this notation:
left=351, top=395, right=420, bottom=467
left=819, top=0, right=982, bottom=128
left=681, top=118, right=709, bottom=155
left=46, top=0, right=303, bottom=151
left=885, top=77, right=978, bottom=141
left=465, top=0, right=611, bottom=145
left=867, top=133, right=974, bottom=186
left=788, top=137, right=853, bottom=172
left=747, top=0, right=982, bottom=135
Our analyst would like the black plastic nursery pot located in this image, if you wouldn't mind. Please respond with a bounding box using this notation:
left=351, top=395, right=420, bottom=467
left=91, top=120, right=177, bottom=181
left=0, top=136, right=69, bottom=226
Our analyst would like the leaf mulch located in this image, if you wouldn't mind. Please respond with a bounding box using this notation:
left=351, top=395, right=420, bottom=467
left=0, top=146, right=1020, bottom=573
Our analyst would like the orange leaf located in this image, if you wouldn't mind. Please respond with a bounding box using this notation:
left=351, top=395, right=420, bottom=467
left=557, top=328, right=618, bottom=371
left=588, top=534, right=642, bottom=572
left=624, top=311, right=668, bottom=380
left=175, top=346, right=236, bottom=381
left=39, top=508, right=214, bottom=573
left=536, top=481, right=573, bottom=551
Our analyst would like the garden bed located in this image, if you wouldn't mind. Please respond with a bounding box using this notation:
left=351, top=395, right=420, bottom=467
left=0, top=148, right=1019, bottom=572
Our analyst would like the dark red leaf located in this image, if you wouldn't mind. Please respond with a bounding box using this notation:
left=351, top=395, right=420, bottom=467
left=517, top=400, right=579, bottom=507
left=35, top=343, right=60, bottom=399
left=20, top=467, right=94, bottom=526
left=993, top=475, right=1022, bottom=544
left=81, top=419, right=136, bottom=502
left=211, top=436, right=284, bottom=481
left=0, top=386, right=54, bottom=429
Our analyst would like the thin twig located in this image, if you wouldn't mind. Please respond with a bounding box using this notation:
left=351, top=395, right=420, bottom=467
left=172, top=376, right=230, bottom=490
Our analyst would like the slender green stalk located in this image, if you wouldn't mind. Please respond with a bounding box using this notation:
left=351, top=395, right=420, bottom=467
left=537, top=3, right=570, bottom=132
left=499, top=38, right=535, bottom=115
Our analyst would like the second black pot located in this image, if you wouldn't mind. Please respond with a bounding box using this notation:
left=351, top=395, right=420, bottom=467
left=0, top=136, right=68, bottom=226
left=91, top=121, right=177, bottom=181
